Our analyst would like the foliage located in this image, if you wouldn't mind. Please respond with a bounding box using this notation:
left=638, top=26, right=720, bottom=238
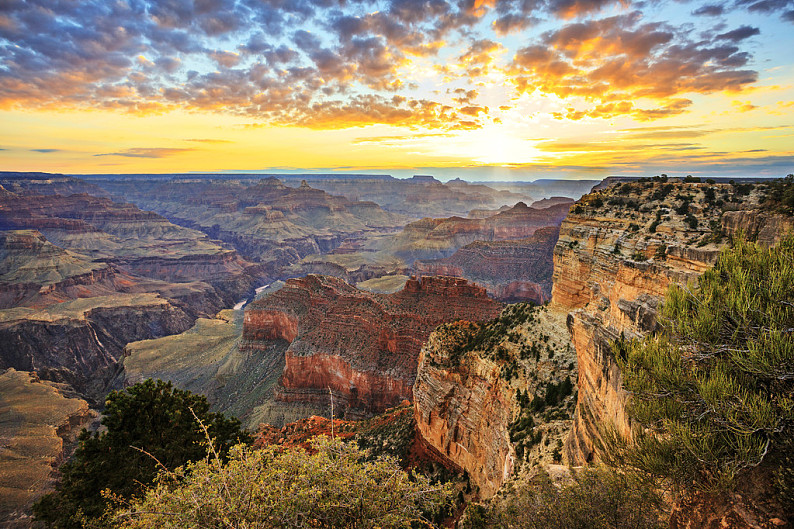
left=462, top=467, right=665, bottom=529
left=765, top=174, right=794, bottom=214
left=116, top=436, right=452, bottom=529
left=612, top=236, right=794, bottom=493
left=33, top=379, right=250, bottom=529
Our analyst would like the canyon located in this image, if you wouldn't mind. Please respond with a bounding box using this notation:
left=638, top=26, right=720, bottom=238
left=387, top=201, right=570, bottom=263
left=414, top=225, right=560, bottom=304
left=4, top=171, right=792, bottom=528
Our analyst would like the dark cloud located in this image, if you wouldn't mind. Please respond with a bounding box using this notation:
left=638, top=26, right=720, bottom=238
left=693, top=4, right=725, bottom=15
left=716, top=25, right=760, bottom=41
left=29, top=148, right=61, bottom=153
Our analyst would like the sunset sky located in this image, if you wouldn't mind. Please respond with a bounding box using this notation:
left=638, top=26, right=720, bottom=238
left=1, top=0, right=793, bottom=179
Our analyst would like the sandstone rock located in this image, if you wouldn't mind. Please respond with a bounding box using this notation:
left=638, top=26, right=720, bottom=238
left=242, top=275, right=502, bottom=418
left=413, top=305, right=576, bottom=499
left=552, top=180, right=793, bottom=466
left=414, top=226, right=560, bottom=303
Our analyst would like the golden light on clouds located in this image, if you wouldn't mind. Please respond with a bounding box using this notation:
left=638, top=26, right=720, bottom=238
left=0, top=0, right=791, bottom=178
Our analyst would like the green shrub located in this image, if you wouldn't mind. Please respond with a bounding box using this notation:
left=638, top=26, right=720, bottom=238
left=612, top=236, right=794, bottom=495
left=117, top=436, right=452, bottom=529
left=463, top=467, right=665, bottom=529
left=33, top=380, right=250, bottom=529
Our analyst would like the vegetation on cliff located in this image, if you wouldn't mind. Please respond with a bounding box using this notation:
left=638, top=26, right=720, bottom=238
left=765, top=174, right=794, bottom=214
left=116, top=436, right=452, bottom=529
left=611, top=235, right=794, bottom=507
left=462, top=467, right=665, bottom=529
left=33, top=380, right=250, bottom=529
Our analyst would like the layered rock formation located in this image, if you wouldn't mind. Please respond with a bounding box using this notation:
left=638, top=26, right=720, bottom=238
left=242, top=275, right=502, bottom=418
left=0, top=369, right=96, bottom=528
left=413, top=304, right=576, bottom=499
left=414, top=226, right=560, bottom=303
left=0, top=294, right=193, bottom=394
left=0, top=184, right=266, bottom=305
left=387, top=201, right=570, bottom=263
left=278, top=174, right=529, bottom=218
left=93, top=176, right=408, bottom=265
left=551, top=180, right=794, bottom=465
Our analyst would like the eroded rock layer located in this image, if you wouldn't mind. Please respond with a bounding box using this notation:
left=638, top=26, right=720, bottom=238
left=0, top=369, right=96, bottom=528
left=387, top=202, right=570, bottom=264
left=551, top=180, right=794, bottom=465
left=243, top=274, right=502, bottom=417
left=413, top=304, right=576, bottom=499
left=414, top=226, right=560, bottom=303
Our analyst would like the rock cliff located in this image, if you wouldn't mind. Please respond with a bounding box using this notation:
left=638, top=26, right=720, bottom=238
left=414, top=226, right=560, bottom=304
left=387, top=202, right=570, bottom=264
left=551, top=179, right=794, bottom=465
left=413, top=304, right=576, bottom=499
left=0, top=294, right=193, bottom=395
left=242, top=275, right=502, bottom=418
left=0, top=369, right=96, bottom=528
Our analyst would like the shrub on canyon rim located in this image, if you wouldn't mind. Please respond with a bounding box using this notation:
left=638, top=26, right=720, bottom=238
left=116, top=436, right=452, bottom=529
left=613, top=235, right=794, bottom=505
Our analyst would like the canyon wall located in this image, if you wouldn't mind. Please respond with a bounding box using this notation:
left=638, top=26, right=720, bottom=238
left=414, top=225, right=560, bottom=304
left=0, top=369, right=96, bottom=528
left=242, top=274, right=502, bottom=418
left=551, top=180, right=794, bottom=464
left=413, top=305, right=576, bottom=499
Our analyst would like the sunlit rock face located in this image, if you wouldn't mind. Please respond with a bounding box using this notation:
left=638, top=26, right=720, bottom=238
left=388, top=201, right=571, bottom=264
left=242, top=274, right=502, bottom=417
left=551, top=180, right=793, bottom=465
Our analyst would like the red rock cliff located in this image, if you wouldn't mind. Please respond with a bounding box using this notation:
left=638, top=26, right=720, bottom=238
left=242, top=274, right=502, bottom=417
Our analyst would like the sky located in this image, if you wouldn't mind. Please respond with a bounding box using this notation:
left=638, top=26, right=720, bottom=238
left=0, top=0, right=793, bottom=180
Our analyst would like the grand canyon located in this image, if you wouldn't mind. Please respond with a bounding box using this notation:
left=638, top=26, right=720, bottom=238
left=2, top=0, right=793, bottom=526
left=2, top=170, right=791, bottom=529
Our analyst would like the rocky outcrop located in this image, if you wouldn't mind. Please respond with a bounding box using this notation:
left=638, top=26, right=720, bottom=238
left=413, top=305, right=576, bottom=499
left=552, top=180, right=794, bottom=465
left=242, top=275, right=502, bottom=418
left=387, top=202, right=570, bottom=264
left=0, top=294, right=193, bottom=395
left=0, top=368, right=96, bottom=528
left=92, top=176, right=409, bottom=264
left=414, top=226, right=560, bottom=303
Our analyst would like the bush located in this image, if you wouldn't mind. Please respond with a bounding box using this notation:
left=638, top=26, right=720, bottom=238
left=116, top=436, right=452, bottom=529
left=612, top=236, right=794, bottom=495
left=765, top=174, right=794, bottom=214
left=34, top=380, right=250, bottom=528
left=463, top=467, right=665, bottom=529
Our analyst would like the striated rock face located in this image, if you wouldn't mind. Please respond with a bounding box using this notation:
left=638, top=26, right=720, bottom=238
left=93, top=176, right=409, bottom=264
left=388, top=202, right=570, bottom=264
left=0, top=294, right=193, bottom=395
left=242, top=274, right=502, bottom=417
left=0, top=368, right=96, bottom=528
left=414, top=324, right=517, bottom=499
left=552, top=180, right=794, bottom=465
left=413, top=305, right=576, bottom=499
left=414, top=226, right=560, bottom=303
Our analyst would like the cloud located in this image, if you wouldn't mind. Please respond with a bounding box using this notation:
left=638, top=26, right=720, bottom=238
left=509, top=12, right=758, bottom=120
left=185, top=138, right=233, bottom=143
left=94, top=148, right=196, bottom=158
left=0, top=0, right=773, bottom=129
left=30, top=148, right=61, bottom=153
left=693, top=4, right=725, bottom=16
left=716, top=25, right=761, bottom=41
